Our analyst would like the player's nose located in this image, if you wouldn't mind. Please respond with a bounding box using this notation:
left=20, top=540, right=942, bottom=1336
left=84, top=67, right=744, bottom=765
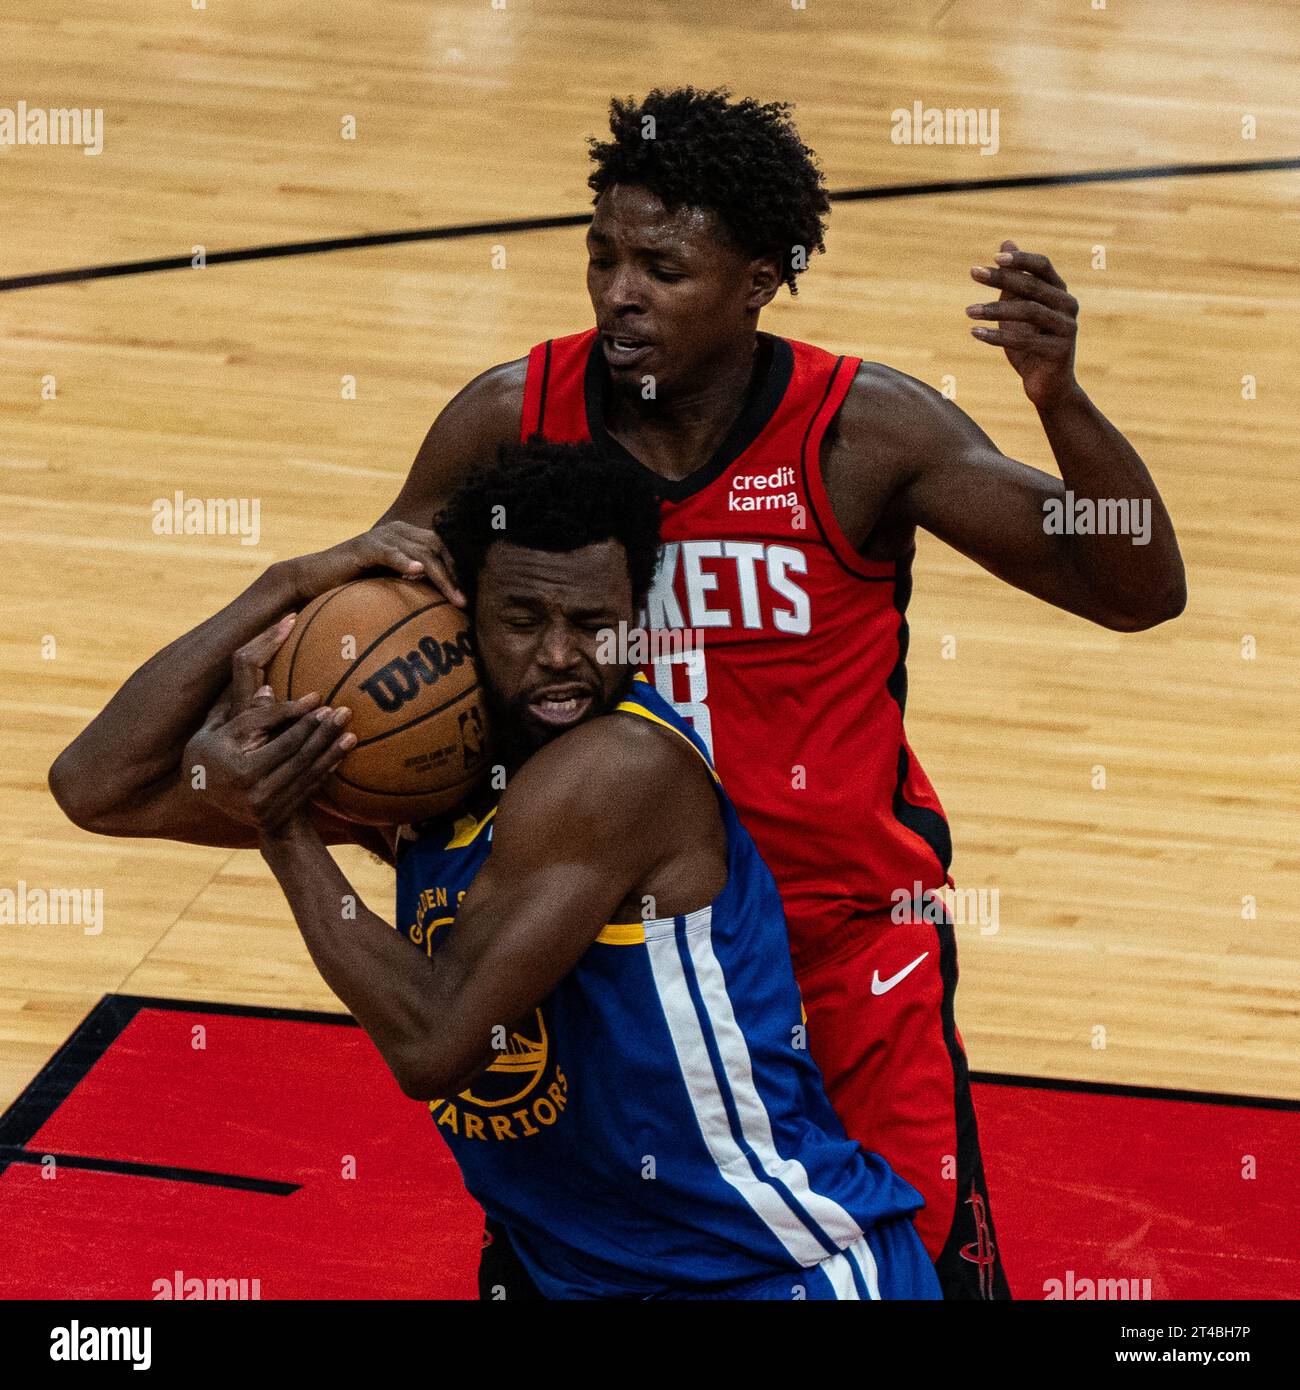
left=603, top=263, right=647, bottom=314
left=534, top=623, right=581, bottom=672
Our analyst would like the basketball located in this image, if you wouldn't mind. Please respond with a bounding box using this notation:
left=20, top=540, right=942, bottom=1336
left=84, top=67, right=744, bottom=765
left=265, top=577, right=490, bottom=826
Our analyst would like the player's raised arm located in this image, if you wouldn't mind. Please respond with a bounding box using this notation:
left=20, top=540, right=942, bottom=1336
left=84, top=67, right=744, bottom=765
left=832, top=243, right=1186, bottom=632
left=47, top=523, right=447, bottom=846
left=256, top=714, right=705, bottom=1102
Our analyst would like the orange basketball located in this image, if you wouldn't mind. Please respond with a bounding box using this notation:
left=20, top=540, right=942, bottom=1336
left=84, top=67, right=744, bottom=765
left=266, top=577, right=490, bottom=826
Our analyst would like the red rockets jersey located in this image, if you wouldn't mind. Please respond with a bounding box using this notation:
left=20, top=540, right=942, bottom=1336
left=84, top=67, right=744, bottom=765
left=521, top=328, right=952, bottom=972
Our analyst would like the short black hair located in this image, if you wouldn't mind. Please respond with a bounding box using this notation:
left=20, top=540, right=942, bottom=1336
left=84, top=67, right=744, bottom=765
left=436, top=440, right=662, bottom=613
left=587, top=86, right=830, bottom=295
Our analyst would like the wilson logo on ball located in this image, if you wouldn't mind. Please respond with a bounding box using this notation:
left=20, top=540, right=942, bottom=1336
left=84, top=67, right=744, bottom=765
left=359, top=632, right=477, bottom=713
left=267, top=578, right=490, bottom=825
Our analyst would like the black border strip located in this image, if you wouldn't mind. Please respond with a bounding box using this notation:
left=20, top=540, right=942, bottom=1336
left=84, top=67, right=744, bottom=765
left=0, top=993, right=352, bottom=1191
left=828, top=156, right=1300, bottom=202
left=0, top=994, right=140, bottom=1150
left=0, top=212, right=593, bottom=292
left=970, top=1069, right=1300, bottom=1112
left=0, top=994, right=357, bottom=1162
left=0, top=1146, right=299, bottom=1195
left=2, top=995, right=1292, bottom=1139
left=3, top=157, right=1296, bottom=294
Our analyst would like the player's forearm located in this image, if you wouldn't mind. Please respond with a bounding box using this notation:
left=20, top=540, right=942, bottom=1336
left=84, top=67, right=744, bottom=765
left=1035, top=384, right=1186, bottom=629
left=49, top=561, right=301, bottom=826
left=259, top=820, right=468, bottom=1098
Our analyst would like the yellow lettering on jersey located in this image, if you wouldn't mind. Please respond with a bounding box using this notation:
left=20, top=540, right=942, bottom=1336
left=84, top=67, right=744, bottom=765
left=424, top=1063, right=570, bottom=1142
left=511, top=1107, right=540, bottom=1137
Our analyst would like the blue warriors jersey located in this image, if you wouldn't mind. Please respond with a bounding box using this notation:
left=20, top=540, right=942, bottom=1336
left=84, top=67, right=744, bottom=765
left=395, top=676, right=940, bottom=1300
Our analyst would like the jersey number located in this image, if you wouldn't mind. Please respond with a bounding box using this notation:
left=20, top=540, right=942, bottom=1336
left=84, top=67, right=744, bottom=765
left=650, top=646, right=714, bottom=756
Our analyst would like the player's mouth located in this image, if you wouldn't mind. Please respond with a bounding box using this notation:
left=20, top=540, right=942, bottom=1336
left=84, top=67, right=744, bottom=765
left=601, top=332, right=654, bottom=370
left=526, top=684, right=597, bottom=729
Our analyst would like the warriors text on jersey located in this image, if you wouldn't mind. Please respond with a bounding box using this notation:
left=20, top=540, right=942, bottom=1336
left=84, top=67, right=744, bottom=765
left=394, top=678, right=940, bottom=1300
left=521, top=328, right=952, bottom=971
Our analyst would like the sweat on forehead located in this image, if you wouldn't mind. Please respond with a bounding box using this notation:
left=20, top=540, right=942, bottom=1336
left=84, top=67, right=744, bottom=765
left=591, top=188, right=722, bottom=241
left=479, top=540, right=635, bottom=604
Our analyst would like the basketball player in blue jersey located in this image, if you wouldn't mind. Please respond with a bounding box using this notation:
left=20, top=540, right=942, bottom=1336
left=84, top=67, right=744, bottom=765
left=292, top=442, right=942, bottom=1297
left=55, top=438, right=938, bottom=1299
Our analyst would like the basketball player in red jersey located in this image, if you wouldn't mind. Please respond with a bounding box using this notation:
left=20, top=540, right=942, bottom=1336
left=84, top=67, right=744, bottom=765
left=378, top=89, right=1186, bottom=1299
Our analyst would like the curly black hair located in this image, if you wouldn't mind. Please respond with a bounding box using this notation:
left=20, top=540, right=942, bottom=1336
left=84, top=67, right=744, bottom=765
left=435, top=440, right=662, bottom=614
left=587, top=86, right=830, bottom=295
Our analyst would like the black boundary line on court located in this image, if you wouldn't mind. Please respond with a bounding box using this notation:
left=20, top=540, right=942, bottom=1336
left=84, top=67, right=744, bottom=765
left=2, top=155, right=1297, bottom=294
left=0, top=994, right=343, bottom=1190
left=971, top=1070, right=1300, bottom=1112
left=0, top=1147, right=297, bottom=1195
left=0, top=992, right=1293, bottom=1195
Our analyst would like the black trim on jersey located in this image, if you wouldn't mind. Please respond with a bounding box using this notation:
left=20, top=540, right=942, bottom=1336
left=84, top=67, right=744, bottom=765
left=533, top=339, right=553, bottom=439
left=799, top=356, right=851, bottom=572
left=797, top=357, right=893, bottom=585
left=582, top=331, right=794, bottom=502
left=885, top=551, right=953, bottom=873
left=892, top=744, right=953, bottom=873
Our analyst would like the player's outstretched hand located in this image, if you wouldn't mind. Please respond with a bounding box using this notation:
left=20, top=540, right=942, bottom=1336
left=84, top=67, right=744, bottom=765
left=182, top=617, right=356, bottom=834
left=286, top=521, right=464, bottom=607
left=967, top=240, right=1080, bottom=408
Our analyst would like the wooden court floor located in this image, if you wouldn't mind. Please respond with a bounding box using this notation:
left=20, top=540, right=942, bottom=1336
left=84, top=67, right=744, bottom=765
left=1, top=0, right=1297, bottom=1115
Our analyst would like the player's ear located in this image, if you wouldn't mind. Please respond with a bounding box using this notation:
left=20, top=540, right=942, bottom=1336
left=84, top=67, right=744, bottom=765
left=745, top=255, right=783, bottom=311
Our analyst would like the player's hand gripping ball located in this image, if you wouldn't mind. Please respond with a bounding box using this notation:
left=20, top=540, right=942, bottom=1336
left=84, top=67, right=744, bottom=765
left=266, top=576, right=491, bottom=826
